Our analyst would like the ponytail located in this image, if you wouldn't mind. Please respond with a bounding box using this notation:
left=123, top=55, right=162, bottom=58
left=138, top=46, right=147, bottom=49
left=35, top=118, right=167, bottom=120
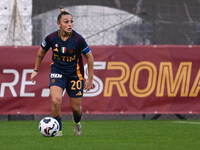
left=59, top=6, right=68, bottom=13
left=57, top=6, right=72, bottom=22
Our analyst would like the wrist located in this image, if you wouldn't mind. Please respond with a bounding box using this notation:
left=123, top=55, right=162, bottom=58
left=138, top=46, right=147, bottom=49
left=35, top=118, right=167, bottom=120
left=87, top=77, right=93, bottom=80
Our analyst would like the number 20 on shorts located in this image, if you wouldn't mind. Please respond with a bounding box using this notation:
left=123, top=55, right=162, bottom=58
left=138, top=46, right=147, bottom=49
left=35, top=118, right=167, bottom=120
left=71, top=80, right=82, bottom=90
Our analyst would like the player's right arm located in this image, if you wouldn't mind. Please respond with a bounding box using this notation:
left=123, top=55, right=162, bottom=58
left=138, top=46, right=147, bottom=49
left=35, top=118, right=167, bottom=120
left=31, top=48, right=47, bottom=83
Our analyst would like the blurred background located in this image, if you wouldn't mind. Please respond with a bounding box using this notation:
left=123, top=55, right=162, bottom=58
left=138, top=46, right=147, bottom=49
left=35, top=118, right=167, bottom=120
left=1, top=0, right=200, bottom=46
left=1, top=0, right=200, bottom=121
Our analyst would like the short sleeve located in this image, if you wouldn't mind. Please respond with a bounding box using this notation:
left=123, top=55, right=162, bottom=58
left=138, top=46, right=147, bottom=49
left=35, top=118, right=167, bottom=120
left=79, top=38, right=91, bottom=55
left=41, top=36, right=51, bottom=51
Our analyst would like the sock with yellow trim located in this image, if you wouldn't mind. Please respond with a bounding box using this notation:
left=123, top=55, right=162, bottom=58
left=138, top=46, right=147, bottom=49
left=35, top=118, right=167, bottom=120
left=73, top=113, right=82, bottom=124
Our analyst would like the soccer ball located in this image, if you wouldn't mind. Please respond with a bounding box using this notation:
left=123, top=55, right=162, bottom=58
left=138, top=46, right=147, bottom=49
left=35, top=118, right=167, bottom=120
left=39, top=117, right=60, bottom=137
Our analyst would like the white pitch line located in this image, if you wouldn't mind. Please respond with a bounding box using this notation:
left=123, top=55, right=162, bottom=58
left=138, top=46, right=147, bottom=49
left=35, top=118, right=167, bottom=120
left=174, top=121, right=200, bottom=125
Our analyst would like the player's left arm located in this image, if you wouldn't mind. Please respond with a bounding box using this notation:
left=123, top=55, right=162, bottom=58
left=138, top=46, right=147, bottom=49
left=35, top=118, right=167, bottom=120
left=84, top=52, right=94, bottom=91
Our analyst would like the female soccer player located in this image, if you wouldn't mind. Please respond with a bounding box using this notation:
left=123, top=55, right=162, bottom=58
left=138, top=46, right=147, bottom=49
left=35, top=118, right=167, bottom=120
left=31, top=7, right=94, bottom=136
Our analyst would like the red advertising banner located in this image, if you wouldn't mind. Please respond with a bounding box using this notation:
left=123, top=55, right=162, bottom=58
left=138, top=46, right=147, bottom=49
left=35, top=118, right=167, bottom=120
left=0, top=45, right=200, bottom=115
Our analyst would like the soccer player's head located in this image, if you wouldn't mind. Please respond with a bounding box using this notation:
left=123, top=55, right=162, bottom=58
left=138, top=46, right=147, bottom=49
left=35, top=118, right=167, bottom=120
left=57, top=6, right=73, bottom=33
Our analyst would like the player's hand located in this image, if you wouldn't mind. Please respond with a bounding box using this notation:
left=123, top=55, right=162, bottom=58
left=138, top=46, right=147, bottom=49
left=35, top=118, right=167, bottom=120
left=84, top=79, right=93, bottom=91
left=30, top=71, right=38, bottom=83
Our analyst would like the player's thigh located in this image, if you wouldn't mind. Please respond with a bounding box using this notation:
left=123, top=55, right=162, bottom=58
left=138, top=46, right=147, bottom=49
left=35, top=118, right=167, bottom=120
left=70, top=97, right=82, bottom=111
left=66, top=79, right=84, bottom=98
left=50, top=85, right=63, bottom=104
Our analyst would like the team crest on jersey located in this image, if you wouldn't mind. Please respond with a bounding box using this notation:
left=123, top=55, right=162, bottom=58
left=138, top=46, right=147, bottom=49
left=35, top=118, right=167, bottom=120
left=68, top=49, right=74, bottom=54
left=51, top=79, right=56, bottom=83
left=61, top=47, right=66, bottom=53
left=55, top=44, right=58, bottom=47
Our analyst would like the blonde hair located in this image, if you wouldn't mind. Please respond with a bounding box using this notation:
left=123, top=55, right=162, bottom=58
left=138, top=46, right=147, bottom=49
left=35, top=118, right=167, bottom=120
left=57, top=6, right=72, bottom=22
left=59, top=6, right=68, bottom=13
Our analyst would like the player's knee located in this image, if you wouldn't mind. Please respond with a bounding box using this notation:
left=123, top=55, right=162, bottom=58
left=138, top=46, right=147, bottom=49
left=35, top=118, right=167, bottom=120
left=51, top=95, right=62, bottom=106
left=71, top=106, right=79, bottom=113
left=71, top=105, right=81, bottom=115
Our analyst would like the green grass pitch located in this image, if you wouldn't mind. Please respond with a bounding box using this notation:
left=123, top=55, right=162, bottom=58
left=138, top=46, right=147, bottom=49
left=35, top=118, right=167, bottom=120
left=0, top=120, right=200, bottom=150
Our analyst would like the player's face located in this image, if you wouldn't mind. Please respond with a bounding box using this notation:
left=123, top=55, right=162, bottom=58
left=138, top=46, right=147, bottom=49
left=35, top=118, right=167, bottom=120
left=58, top=15, right=73, bottom=33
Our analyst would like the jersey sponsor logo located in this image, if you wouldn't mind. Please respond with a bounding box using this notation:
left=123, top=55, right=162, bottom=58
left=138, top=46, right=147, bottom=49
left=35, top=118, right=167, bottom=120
left=41, top=40, right=47, bottom=47
left=61, top=47, right=66, bottom=53
left=53, top=53, right=76, bottom=62
left=76, top=91, right=82, bottom=96
left=50, top=73, right=62, bottom=78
